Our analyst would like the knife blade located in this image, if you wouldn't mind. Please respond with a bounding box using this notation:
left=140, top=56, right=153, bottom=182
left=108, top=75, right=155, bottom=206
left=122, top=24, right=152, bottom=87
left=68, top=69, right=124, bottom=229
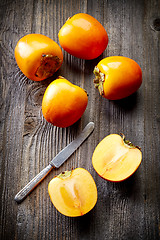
left=14, top=122, right=94, bottom=203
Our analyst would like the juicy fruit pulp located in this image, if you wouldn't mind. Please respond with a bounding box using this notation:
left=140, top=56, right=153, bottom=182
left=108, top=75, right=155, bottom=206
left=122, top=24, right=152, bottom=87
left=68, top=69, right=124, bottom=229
left=92, top=134, right=142, bottom=181
left=42, top=77, right=88, bottom=128
left=58, top=13, right=108, bottom=59
left=48, top=168, right=97, bottom=217
left=93, top=56, right=142, bottom=100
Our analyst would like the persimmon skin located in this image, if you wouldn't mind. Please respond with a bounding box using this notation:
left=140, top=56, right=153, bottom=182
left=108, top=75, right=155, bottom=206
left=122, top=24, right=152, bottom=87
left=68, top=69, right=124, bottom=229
left=42, top=77, right=88, bottom=128
left=92, top=134, right=142, bottom=182
left=48, top=168, right=98, bottom=217
left=58, top=13, right=108, bottom=60
left=15, top=34, right=63, bottom=81
left=93, top=56, right=142, bottom=100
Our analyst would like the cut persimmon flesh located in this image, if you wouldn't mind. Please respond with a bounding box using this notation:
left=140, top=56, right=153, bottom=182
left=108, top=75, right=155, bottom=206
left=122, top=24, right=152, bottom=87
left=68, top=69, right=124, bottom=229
left=92, top=134, right=142, bottom=181
left=48, top=168, right=97, bottom=217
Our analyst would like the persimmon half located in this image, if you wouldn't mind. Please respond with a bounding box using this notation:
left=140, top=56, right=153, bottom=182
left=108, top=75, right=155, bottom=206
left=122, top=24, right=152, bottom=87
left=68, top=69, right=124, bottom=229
left=93, top=56, right=142, bottom=100
left=15, top=34, right=63, bottom=81
left=42, top=77, right=88, bottom=128
left=58, top=13, right=108, bottom=60
left=92, top=134, right=142, bottom=181
left=48, top=168, right=97, bottom=217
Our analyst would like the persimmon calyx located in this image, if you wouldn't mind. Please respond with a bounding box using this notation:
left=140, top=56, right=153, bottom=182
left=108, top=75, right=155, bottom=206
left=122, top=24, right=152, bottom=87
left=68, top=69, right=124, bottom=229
left=35, top=54, right=62, bottom=79
left=120, top=133, right=141, bottom=150
left=57, top=170, right=72, bottom=179
left=93, top=66, right=105, bottom=96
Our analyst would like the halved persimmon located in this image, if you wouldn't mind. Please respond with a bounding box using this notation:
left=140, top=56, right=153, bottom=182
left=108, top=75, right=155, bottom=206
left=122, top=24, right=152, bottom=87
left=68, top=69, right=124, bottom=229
left=48, top=168, right=97, bottom=217
left=92, top=134, right=142, bottom=181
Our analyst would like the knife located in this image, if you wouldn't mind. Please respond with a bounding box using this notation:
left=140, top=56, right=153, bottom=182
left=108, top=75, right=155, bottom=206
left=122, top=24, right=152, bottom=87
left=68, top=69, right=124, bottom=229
left=14, top=122, right=94, bottom=203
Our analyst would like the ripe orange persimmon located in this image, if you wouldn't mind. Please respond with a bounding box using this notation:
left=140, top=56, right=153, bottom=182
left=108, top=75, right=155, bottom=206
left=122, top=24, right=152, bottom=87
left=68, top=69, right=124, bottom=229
left=15, top=34, right=63, bottom=81
left=48, top=168, right=97, bottom=217
left=93, top=56, right=142, bottom=100
left=92, top=134, right=142, bottom=182
left=58, top=13, right=108, bottom=60
left=42, top=77, right=88, bottom=128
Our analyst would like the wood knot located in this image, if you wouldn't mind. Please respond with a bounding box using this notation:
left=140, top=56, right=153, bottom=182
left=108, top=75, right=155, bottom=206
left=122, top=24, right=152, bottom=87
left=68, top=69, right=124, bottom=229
left=150, top=17, right=160, bottom=31
left=24, top=116, right=37, bottom=136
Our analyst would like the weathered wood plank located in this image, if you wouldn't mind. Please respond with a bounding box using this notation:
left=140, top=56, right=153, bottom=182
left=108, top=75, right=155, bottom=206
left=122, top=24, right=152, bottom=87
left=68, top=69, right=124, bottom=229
left=0, top=0, right=160, bottom=239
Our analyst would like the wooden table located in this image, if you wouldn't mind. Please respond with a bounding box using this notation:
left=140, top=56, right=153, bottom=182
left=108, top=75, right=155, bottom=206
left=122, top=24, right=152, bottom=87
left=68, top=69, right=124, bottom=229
left=1, top=0, right=160, bottom=239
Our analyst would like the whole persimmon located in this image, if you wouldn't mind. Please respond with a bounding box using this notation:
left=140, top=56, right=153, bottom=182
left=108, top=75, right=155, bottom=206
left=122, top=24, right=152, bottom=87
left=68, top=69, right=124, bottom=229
left=42, top=77, right=88, bottom=128
left=58, top=13, right=108, bottom=59
left=15, top=34, right=63, bottom=81
left=93, top=56, right=142, bottom=100
left=92, top=134, right=142, bottom=182
left=48, top=168, right=97, bottom=217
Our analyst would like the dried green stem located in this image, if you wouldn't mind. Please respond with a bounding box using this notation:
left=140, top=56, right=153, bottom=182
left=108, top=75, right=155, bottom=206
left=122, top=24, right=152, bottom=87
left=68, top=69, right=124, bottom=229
left=57, top=170, right=72, bottom=179
left=93, top=66, right=105, bottom=96
left=120, top=133, right=141, bottom=150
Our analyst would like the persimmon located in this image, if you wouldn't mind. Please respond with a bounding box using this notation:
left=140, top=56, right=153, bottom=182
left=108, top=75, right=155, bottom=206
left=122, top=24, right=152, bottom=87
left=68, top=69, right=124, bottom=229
left=93, top=56, right=142, bottom=100
left=48, top=168, right=97, bottom=217
left=15, top=34, right=63, bottom=81
left=58, top=13, right=108, bottom=60
left=42, top=77, right=88, bottom=128
left=92, top=134, right=142, bottom=181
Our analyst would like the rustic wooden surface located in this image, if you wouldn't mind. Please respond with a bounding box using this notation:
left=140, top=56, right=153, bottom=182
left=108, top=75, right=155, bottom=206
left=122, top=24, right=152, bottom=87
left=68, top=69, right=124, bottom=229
left=0, top=0, right=160, bottom=239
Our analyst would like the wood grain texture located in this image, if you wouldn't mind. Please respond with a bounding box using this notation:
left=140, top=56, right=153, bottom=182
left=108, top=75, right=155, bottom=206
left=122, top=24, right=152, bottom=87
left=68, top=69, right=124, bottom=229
left=0, top=0, right=160, bottom=239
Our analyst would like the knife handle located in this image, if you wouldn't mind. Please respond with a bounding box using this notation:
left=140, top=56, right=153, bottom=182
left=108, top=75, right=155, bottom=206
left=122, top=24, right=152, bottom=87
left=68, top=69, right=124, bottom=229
left=14, top=164, right=53, bottom=203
